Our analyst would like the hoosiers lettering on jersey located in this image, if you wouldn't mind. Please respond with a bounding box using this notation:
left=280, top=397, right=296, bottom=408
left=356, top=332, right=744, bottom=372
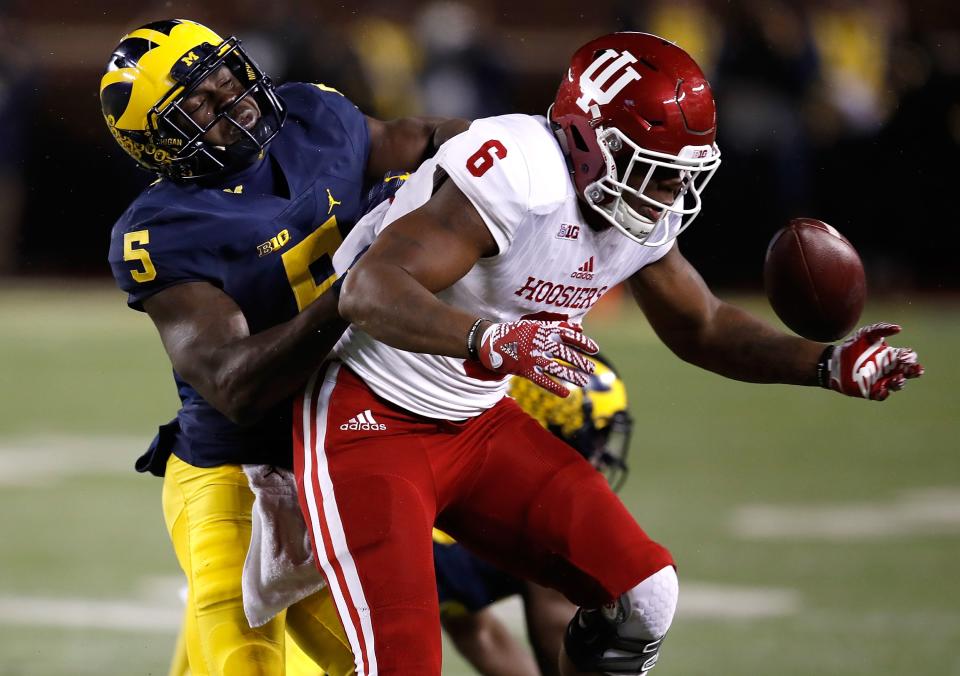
left=514, top=276, right=608, bottom=310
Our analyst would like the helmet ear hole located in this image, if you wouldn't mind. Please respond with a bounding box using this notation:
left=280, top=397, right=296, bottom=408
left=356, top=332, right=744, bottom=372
left=569, top=124, right=590, bottom=153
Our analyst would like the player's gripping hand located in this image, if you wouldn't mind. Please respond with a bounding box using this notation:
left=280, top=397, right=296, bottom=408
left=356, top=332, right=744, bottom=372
left=477, top=320, right=600, bottom=397
left=821, top=322, right=924, bottom=401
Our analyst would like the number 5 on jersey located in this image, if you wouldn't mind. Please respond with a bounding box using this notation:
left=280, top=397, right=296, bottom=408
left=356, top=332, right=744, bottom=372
left=123, top=230, right=157, bottom=283
left=467, top=140, right=507, bottom=177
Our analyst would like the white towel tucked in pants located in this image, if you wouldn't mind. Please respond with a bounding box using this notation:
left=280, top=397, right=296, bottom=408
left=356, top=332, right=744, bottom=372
left=242, top=464, right=326, bottom=627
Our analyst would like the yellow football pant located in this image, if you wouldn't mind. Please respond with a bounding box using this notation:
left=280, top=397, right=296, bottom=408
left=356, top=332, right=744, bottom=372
left=163, top=455, right=355, bottom=675
left=169, top=614, right=336, bottom=676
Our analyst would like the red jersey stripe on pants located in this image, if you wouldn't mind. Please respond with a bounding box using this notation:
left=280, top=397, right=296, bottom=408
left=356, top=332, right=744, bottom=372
left=294, top=362, right=674, bottom=675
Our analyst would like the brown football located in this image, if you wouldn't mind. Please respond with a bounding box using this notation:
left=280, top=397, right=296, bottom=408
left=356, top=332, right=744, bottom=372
left=763, top=218, right=866, bottom=341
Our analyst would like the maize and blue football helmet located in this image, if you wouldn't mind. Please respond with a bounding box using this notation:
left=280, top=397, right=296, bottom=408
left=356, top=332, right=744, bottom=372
left=99, top=19, right=285, bottom=181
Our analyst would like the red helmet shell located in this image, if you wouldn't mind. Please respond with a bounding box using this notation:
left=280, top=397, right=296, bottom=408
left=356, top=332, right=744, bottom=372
left=552, top=32, right=717, bottom=197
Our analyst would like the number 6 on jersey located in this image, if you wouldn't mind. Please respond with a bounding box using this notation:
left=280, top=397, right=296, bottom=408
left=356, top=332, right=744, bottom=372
left=466, top=139, right=507, bottom=177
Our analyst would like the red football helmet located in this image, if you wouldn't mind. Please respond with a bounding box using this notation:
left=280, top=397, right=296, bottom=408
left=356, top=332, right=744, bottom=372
left=550, top=32, right=721, bottom=246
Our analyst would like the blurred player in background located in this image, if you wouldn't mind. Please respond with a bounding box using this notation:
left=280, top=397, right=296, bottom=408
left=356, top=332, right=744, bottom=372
left=100, top=18, right=466, bottom=676
left=299, top=31, right=924, bottom=676
left=435, top=353, right=631, bottom=676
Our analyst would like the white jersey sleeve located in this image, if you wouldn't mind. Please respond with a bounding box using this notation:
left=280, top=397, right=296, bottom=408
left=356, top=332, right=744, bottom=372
left=434, top=115, right=569, bottom=256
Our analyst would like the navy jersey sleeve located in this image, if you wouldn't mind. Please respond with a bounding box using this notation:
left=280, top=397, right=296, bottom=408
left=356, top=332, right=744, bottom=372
left=279, top=82, right=371, bottom=178
left=108, top=205, right=222, bottom=311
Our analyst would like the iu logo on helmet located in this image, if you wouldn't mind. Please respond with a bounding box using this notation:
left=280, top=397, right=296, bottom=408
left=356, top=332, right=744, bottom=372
left=575, top=49, right=641, bottom=115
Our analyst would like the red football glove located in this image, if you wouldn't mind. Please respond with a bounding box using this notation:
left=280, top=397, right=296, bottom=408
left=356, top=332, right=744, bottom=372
left=477, top=320, right=600, bottom=397
left=823, top=322, right=924, bottom=401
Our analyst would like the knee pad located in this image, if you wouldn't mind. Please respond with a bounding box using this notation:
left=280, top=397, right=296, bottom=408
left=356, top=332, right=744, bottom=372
left=564, top=565, right=678, bottom=675
left=219, top=645, right=283, bottom=674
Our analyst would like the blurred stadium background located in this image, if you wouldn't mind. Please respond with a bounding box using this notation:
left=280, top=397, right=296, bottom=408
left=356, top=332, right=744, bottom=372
left=1, top=0, right=958, bottom=674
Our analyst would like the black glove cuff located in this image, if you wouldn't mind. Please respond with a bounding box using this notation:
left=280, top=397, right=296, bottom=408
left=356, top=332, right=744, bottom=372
left=817, top=345, right=836, bottom=389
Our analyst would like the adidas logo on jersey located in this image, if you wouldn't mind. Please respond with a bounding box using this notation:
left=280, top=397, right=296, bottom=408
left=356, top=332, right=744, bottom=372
left=340, top=409, right=387, bottom=431
left=570, top=256, right=595, bottom=280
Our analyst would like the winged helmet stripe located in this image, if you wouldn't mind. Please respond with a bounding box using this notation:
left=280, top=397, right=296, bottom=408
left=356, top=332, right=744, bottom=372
left=138, top=19, right=182, bottom=36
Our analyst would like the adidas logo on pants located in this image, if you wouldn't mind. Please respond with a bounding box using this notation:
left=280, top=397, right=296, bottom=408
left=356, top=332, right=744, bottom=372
left=340, top=409, right=387, bottom=431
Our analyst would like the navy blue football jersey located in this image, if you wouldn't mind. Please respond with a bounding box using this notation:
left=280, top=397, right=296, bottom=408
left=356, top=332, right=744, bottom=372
left=108, top=82, right=375, bottom=474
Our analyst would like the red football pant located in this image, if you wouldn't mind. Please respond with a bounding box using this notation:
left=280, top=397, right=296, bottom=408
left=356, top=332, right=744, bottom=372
left=294, top=363, right=673, bottom=675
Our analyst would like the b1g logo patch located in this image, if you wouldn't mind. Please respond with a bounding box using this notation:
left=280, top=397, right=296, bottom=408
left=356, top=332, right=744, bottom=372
left=556, top=223, right=580, bottom=240
left=257, top=228, right=290, bottom=257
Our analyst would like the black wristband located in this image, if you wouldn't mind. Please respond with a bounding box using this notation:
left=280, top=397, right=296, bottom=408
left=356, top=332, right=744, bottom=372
left=466, top=318, right=487, bottom=361
left=816, top=345, right=836, bottom=388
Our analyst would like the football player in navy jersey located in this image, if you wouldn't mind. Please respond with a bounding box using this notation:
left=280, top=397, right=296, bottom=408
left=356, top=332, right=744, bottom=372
left=101, top=19, right=467, bottom=676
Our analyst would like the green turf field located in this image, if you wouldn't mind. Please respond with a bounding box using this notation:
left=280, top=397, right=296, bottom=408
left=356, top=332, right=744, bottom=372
left=1, top=282, right=958, bottom=675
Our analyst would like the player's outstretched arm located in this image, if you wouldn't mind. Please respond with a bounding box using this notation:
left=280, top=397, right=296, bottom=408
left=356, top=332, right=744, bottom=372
left=365, top=116, right=470, bottom=178
left=628, top=246, right=923, bottom=398
left=143, top=282, right=347, bottom=425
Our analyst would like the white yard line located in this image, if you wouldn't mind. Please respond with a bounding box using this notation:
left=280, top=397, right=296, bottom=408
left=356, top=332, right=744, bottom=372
left=0, top=595, right=181, bottom=632
left=675, top=582, right=801, bottom=619
left=0, top=579, right=800, bottom=634
left=731, top=487, right=960, bottom=540
left=0, top=576, right=185, bottom=633
left=0, top=437, right=144, bottom=486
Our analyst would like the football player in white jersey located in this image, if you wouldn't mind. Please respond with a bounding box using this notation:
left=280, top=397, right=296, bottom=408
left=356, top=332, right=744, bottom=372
left=296, top=33, right=923, bottom=675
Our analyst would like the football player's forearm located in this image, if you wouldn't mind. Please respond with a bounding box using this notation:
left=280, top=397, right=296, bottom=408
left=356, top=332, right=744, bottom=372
left=339, top=262, right=475, bottom=358
left=631, top=250, right=824, bottom=386
left=201, top=294, right=347, bottom=424
left=666, top=301, right=825, bottom=385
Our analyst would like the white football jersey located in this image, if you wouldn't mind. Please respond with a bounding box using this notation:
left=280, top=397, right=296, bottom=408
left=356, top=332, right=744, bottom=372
left=332, top=114, right=679, bottom=420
